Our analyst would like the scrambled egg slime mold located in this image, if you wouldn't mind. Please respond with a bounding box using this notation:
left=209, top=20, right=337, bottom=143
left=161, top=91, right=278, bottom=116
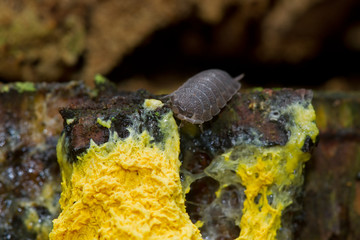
left=50, top=99, right=202, bottom=239
left=52, top=89, right=319, bottom=240
left=181, top=92, right=319, bottom=240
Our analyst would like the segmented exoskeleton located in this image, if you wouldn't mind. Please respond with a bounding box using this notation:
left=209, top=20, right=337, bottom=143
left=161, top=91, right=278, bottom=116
left=167, top=69, right=243, bottom=124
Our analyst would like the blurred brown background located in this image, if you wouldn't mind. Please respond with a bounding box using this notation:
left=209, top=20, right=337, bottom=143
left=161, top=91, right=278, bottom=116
left=1, top=0, right=359, bottom=92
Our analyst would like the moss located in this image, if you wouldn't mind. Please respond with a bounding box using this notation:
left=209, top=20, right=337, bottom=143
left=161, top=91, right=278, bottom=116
left=0, top=82, right=36, bottom=93
left=251, top=87, right=264, bottom=92
left=15, top=82, right=36, bottom=93
left=94, top=74, right=108, bottom=85
left=0, top=85, right=10, bottom=93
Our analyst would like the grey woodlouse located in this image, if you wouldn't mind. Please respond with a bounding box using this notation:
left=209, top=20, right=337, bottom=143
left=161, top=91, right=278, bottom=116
left=167, top=69, right=244, bottom=124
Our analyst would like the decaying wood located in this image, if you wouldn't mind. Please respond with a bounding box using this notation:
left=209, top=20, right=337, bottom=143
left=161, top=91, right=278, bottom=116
left=0, top=81, right=358, bottom=239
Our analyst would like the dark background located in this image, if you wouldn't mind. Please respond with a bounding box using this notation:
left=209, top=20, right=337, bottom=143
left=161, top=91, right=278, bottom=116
left=0, top=0, right=359, bottom=91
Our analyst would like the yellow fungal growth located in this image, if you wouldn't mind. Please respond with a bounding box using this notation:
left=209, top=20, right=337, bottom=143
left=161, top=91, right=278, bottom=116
left=183, top=101, right=319, bottom=239
left=50, top=109, right=202, bottom=240
left=51, top=94, right=318, bottom=240
left=234, top=103, right=318, bottom=240
left=96, top=117, right=112, bottom=129
left=143, top=99, right=164, bottom=110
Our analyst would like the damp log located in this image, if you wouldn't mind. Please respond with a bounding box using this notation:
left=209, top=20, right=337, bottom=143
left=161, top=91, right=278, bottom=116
left=51, top=87, right=318, bottom=239
left=3, top=81, right=359, bottom=239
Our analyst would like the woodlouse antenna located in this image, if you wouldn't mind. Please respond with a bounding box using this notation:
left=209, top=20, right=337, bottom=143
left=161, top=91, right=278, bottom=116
left=234, top=73, right=245, bottom=82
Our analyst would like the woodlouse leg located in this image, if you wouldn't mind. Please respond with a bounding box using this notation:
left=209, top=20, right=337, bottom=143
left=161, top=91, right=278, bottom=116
left=199, top=124, right=204, bottom=133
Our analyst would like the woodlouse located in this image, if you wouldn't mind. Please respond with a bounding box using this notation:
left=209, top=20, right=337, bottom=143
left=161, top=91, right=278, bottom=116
left=167, top=69, right=243, bottom=124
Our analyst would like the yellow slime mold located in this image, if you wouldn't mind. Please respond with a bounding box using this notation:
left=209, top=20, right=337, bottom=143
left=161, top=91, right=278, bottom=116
left=50, top=100, right=201, bottom=240
left=234, top=103, right=318, bottom=240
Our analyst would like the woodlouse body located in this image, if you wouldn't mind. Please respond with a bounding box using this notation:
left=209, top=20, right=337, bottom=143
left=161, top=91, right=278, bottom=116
left=168, top=69, right=243, bottom=124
